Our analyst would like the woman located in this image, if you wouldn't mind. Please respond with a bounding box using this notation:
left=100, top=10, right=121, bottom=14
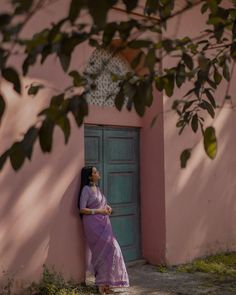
left=78, top=166, right=129, bottom=294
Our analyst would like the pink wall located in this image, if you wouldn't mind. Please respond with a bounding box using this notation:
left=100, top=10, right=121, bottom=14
left=0, top=80, right=86, bottom=284
left=140, top=89, right=166, bottom=264
left=0, top=0, right=87, bottom=287
left=163, top=3, right=236, bottom=264
left=0, top=0, right=166, bottom=288
left=2, top=2, right=235, bottom=286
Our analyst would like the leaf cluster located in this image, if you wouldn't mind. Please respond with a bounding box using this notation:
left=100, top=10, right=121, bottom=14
left=1, top=0, right=236, bottom=170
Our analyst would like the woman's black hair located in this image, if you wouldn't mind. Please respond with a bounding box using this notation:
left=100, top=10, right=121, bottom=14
left=78, top=166, right=93, bottom=209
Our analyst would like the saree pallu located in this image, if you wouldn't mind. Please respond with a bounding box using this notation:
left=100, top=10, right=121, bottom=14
left=80, top=186, right=129, bottom=287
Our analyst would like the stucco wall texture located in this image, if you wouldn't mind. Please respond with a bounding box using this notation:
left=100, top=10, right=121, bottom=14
left=163, top=3, right=236, bottom=264
left=0, top=0, right=235, bottom=288
left=0, top=0, right=165, bottom=285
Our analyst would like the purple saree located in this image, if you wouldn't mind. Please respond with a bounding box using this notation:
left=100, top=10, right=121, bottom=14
left=80, top=185, right=129, bottom=288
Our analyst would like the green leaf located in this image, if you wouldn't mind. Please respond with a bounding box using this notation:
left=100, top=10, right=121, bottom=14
left=22, top=54, right=37, bottom=76
left=0, top=48, right=7, bottom=69
left=87, top=0, right=111, bottom=27
left=223, top=63, right=230, bottom=81
left=129, top=40, right=152, bottom=48
left=103, top=22, right=117, bottom=45
left=122, top=0, right=138, bottom=11
left=204, top=126, right=217, bottom=159
left=69, top=70, right=86, bottom=86
left=205, top=89, right=216, bottom=108
left=155, top=77, right=164, bottom=92
left=199, top=100, right=215, bottom=118
left=176, top=63, right=186, bottom=88
left=38, top=107, right=61, bottom=121
left=89, top=38, right=100, bottom=47
left=206, top=78, right=217, bottom=90
left=232, top=20, right=236, bottom=39
left=180, top=149, right=192, bottom=168
left=145, top=0, right=158, bottom=15
left=213, top=68, right=222, bottom=85
left=0, top=13, right=11, bottom=28
left=134, top=84, right=145, bottom=116
left=162, top=39, right=174, bottom=52
left=145, top=82, right=153, bottom=107
left=9, top=142, right=25, bottom=171
left=28, top=84, right=44, bottom=96
left=131, top=51, right=144, bottom=70
left=41, top=44, right=52, bottom=64
left=183, top=53, right=194, bottom=70
left=13, top=0, right=33, bottom=14
left=164, top=75, right=174, bottom=97
left=123, top=81, right=136, bottom=100
left=56, top=116, right=71, bottom=144
left=59, top=54, right=71, bottom=72
left=207, top=0, right=218, bottom=13
left=230, top=42, right=236, bottom=61
left=24, top=29, right=49, bottom=52
left=201, top=3, right=208, bottom=14
left=182, top=100, right=196, bottom=113
left=0, top=94, right=6, bottom=123
left=39, top=119, right=55, bottom=152
left=198, top=54, right=210, bottom=71
left=118, top=19, right=137, bottom=41
left=191, top=114, right=198, bottom=133
left=48, top=19, right=66, bottom=44
left=114, top=88, right=125, bottom=111
left=0, top=151, right=9, bottom=170
left=69, top=0, right=83, bottom=23
left=22, top=127, right=38, bottom=160
left=208, top=16, right=225, bottom=26
left=69, top=95, right=88, bottom=127
left=2, top=67, right=21, bottom=94
left=50, top=93, right=64, bottom=107
left=145, top=48, right=156, bottom=71
left=77, top=96, right=88, bottom=125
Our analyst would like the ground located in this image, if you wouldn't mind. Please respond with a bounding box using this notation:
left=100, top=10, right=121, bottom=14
left=1, top=253, right=236, bottom=294
left=86, top=253, right=236, bottom=295
left=125, top=262, right=236, bottom=295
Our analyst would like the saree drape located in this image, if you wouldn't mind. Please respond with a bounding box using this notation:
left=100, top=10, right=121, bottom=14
left=80, top=185, right=129, bottom=287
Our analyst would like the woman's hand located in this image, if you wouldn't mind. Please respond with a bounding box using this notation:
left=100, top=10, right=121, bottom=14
left=99, top=208, right=110, bottom=215
left=106, top=205, right=112, bottom=214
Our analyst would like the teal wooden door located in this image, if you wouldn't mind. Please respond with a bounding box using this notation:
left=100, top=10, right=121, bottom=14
left=84, top=125, right=141, bottom=262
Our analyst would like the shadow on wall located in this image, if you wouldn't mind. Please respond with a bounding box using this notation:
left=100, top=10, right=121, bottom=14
left=163, top=94, right=236, bottom=264
left=45, top=174, right=86, bottom=277
left=159, top=0, right=236, bottom=264
left=0, top=81, right=86, bottom=285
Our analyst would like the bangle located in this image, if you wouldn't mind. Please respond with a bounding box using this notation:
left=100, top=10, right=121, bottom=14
left=91, top=209, right=95, bottom=215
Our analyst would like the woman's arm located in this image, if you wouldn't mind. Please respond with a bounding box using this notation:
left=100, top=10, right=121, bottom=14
left=79, top=208, right=110, bottom=215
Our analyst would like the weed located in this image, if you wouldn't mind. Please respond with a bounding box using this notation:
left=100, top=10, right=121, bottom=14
left=0, top=265, right=97, bottom=295
left=156, top=265, right=168, bottom=273
left=176, top=252, right=236, bottom=277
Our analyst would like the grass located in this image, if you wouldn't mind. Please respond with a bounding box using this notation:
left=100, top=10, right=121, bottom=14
left=156, top=252, right=236, bottom=292
left=175, top=252, right=236, bottom=277
left=0, top=265, right=97, bottom=295
left=156, top=252, right=236, bottom=277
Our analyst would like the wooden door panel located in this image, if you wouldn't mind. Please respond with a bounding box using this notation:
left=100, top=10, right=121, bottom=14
left=84, top=127, right=104, bottom=188
left=107, top=171, right=134, bottom=204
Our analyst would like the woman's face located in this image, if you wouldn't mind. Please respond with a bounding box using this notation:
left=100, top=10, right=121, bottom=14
left=90, top=167, right=101, bottom=183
